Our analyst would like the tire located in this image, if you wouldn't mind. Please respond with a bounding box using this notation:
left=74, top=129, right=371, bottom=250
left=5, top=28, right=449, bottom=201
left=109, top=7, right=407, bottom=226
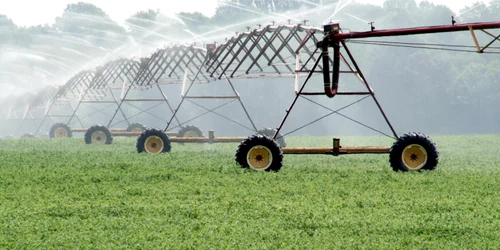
left=389, top=132, right=439, bottom=172
left=49, top=123, right=72, bottom=138
left=136, top=128, right=171, bottom=154
left=84, top=125, right=113, bottom=144
left=256, top=127, right=286, bottom=148
left=177, top=124, right=203, bottom=137
left=126, top=122, right=147, bottom=132
left=235, top=135, right=283, bottom=172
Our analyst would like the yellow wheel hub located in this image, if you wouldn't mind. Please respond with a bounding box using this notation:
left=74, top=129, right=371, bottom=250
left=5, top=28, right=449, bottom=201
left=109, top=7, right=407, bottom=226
left=183, top=130, right=199, bottom=137
left=91, top=131, right=107, bottom=144
left=54, top=127, right=68, bottom=138
left=246, top=145, right=273, bottom=171
left=402, top=144, right=428, bottom=170
left=144, top=136, right=164, bottom=154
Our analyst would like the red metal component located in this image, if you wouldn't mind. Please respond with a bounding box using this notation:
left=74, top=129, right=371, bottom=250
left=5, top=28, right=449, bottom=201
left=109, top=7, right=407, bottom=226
left=320, top=21, right=500, bottom=99
left=331, top=22, right=500, bottom=40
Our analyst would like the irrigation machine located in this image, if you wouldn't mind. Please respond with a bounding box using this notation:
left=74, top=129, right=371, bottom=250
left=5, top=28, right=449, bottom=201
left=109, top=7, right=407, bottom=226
left=37, top=57, right=181, bottom=143
left=3, top=91, right=37, bottom=138
left=40, top=44, right=273, bottom=145
left=135, top=20, right=500, bottom=172
left=2, top=86, right=60, bottom=138
left=134, top=24, right=327, bottom=153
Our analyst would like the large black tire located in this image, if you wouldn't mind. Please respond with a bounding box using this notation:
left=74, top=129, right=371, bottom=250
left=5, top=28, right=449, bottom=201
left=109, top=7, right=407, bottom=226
left=389, top=132, right=439, bottom=172
left=49, top=123, right=72, bottom=138
left=177, top=124, right=204, bottom=137
left=256, top=127, right=286, bottom=148
left=136, top=128, right=171, bottom=154
left=84, top=125, right=113, bottom=144
left=126, top=122, right=147, bottom=132
left=235, top=135, right=283, bottom=172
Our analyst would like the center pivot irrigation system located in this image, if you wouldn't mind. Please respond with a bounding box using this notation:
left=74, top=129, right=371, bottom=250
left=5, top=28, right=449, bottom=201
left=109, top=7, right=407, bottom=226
left=136, top=20, right=500, bottom=172
left=36, top=56, right=181, bottom=143
left=3, top=85, right=58, bottom=138
left=29, top=43, right=285, bottom=144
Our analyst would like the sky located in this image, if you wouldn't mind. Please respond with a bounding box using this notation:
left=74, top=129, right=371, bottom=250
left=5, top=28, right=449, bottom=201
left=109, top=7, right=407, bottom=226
left=0, top=0, right=486, bottom=27
left=0, top=0, right=220, bottom=27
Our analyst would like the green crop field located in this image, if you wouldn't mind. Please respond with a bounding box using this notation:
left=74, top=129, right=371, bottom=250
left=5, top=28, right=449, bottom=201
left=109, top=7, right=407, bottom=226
left=1, top=135, right=499, bottom=249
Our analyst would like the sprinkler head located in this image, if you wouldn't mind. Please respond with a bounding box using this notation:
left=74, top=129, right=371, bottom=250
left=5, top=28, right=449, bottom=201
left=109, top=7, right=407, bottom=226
left=206, top=43, right=216, bottom=60
left=95, top=66, right=104, bottom=77
left=140, top=57, right=150, bottom=69
left=323, top=23, right=340, bottom=34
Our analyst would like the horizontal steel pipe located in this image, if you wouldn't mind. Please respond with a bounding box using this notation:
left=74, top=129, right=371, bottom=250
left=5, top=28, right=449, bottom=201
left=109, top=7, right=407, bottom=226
left=169, top=137, right=246, bottom=143
left=282, top=147, right=391, bottom=155
left=331, top=22, right=500, bottom=40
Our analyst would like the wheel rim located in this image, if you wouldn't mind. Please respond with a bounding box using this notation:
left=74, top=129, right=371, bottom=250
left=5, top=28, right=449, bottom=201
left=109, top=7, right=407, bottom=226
left=401, top=144, right=428, bottom=170
left=246, top=145, right=273, bottom=171
left=54, top=127, right=68, bottom=138
left=183, top=130, right=199, bottom=137
left=144, top=136, right=164, bottom=154
left=91, top=131, right=107, bottom=144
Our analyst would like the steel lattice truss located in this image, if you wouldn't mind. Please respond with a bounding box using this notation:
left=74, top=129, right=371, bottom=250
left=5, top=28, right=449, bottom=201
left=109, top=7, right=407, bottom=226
left=17, top=24, right=329, bottom=135
left=204, top=24, right=324, bottom=79
left=13, top=93, right=35, bottom=110
left=8, top=92, right=36, bottom=119
left=92, top=58, right=144, bottom=90
left=28, top=85, right=58, bottom=110
left=4, top=88, right=52, bottom=134
left=134, top=45, right=214, bottom=86
left=49, top=24, right=325, bottom=101
left=57, top=70, right=101, bottom=101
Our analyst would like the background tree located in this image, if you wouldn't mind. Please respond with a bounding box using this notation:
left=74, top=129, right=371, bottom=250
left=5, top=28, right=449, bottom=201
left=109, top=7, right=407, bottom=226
left=125, top=9, right=161, bottom=44
left=53, top=2, right=127, bottom=50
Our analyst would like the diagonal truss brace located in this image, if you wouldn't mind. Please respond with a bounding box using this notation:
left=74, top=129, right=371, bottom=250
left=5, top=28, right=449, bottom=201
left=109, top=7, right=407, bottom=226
left=274, top=41, right=399, bottom=140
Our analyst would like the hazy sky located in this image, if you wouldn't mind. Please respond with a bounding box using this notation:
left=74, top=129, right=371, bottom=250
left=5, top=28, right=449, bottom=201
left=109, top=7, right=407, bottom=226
left=0, top=0, right=485, bottom=27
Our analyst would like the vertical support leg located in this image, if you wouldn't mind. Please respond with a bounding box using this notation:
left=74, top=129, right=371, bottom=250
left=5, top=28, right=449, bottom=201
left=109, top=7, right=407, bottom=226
left=107, top=87, right=131, bottom=128
left=156, top=83, right=182, bottom=127
left=17, top=105, right=30, bottom=134
left=67, top=101, right=82, bottom=126
left=274, top=55, right=323, bottom=139
left=223, top=76, right=258, bottom=132
left=67, top=87, right=90, bottom=126
left=164, top=58, right=208, bottom=131
left=294, top=53, right=300, bottom=93
left=35, top=99, right=54, bottom=135
left=341, top=41, right=398, bottom=138
left=69, top=101, right=85, bottom=128
left=29, top=111, right=38, bottom=133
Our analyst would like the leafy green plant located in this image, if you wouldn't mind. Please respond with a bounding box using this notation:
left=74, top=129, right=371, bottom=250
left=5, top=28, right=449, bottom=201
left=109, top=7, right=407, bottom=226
left=0, top=135, right=499, bottom=248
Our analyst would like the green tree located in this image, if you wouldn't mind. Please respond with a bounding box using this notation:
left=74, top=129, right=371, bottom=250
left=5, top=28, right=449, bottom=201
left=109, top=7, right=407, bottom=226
left=457, top=2, right=488, bottom=22
left=383, top=0, right=418, bottom=11
left=53, top=2, right=127, bottom=49
left=212, top=0, right=263, bottom=25
left=0, top=15, right=18, bottom=45
left=125, top=9, right=160, bottom=42
left=177, top=12, right=212, bottom=34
